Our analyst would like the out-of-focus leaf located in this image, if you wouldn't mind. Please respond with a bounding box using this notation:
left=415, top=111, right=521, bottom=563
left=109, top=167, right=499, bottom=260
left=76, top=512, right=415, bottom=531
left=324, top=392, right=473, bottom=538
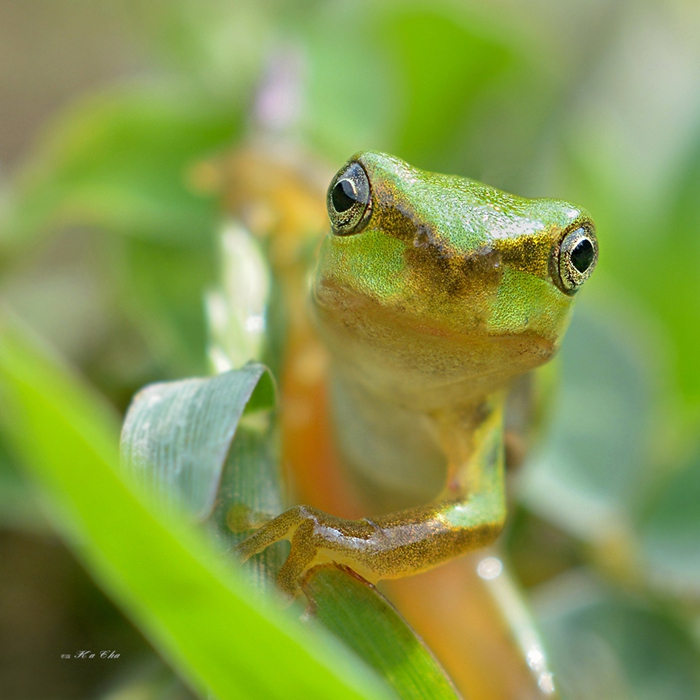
left=120, top=238, right=214, bottom=377
left=303, top=4, right=396, bottom=160
left=639, top=451, right=700, bottom=597
left=0, top=311, right=392, bottom=700
left=2, top=86, right=240, bottom=250
left=661, top=131, right=700, bottom=407
left=518, top=303, right=656, bottom=543
left=536, top=574, right=700, bottom=700
left=120, top=364, right=274, bottom=521
left=556, top=5, right=700, bottom=412
left=379, top=8, right=517, bottom=169
left=96, top=661, right=195, bottom=700
left=304, top=566, right=460, bottom=700
left=124, top=0, right=271, bottom=99
left=206, top=221, right=271, bottom=373
left=0, top=439, right=46, bottom=530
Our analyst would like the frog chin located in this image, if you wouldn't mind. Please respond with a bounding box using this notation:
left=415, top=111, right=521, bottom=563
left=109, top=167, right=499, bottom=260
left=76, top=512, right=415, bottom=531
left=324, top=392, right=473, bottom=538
left=314, top=296, right=557, bottom=412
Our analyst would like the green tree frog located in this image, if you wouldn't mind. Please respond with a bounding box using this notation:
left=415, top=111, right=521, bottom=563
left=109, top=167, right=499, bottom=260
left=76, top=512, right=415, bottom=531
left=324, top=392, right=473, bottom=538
left=237, top=151, right=598, bottom=595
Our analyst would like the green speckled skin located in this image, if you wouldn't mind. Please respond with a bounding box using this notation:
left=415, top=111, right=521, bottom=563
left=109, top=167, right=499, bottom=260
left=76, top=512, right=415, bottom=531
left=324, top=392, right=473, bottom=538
left=237, top=152, right=597, bottom=594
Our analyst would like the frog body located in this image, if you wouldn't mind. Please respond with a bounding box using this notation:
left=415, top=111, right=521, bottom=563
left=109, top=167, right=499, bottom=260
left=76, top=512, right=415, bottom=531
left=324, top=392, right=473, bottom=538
left=237, top=151, right=597, bottom=593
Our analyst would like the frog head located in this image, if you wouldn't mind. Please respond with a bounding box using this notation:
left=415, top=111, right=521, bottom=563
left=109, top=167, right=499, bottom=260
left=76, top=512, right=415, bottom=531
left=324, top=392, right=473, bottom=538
left=312, top=151, right=598, bottom=409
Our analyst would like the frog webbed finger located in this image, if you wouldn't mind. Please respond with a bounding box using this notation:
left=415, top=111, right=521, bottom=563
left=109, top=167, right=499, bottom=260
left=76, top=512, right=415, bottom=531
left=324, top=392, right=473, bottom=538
left=235, top=505, right=309, bottom=561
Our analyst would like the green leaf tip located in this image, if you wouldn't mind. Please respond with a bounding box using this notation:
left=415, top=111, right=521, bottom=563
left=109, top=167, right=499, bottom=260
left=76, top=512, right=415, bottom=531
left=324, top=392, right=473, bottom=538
left=121, top=363, right=275, bottom=521
left=304, top=565, right=460, bottom=700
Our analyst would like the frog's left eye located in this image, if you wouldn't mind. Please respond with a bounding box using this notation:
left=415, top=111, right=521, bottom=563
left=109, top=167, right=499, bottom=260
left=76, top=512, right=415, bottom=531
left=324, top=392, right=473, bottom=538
left=327, top=161, right=372, bottom=235
left=553, top=225, right=598, bottom=294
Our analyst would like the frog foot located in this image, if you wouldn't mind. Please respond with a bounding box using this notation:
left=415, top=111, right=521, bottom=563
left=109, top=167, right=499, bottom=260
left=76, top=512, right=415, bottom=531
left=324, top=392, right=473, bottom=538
left=235, top=505, right=378, bottom=596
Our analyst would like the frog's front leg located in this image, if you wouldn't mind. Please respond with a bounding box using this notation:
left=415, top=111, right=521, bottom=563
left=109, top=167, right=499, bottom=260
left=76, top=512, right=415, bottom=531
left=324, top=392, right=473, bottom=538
left=236, top=397, right=506, bottom=595
left=236, top=505, right=380, bottom=596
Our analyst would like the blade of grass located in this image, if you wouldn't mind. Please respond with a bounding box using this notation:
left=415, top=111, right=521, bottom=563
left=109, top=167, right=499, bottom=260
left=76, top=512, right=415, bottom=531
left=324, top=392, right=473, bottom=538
left=0, top=310, right=393, bottom=700
left=303, top=566, right=461, bottom=700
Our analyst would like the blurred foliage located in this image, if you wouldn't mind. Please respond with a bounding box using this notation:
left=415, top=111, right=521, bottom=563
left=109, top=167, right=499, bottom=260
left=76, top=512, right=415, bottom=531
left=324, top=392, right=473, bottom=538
left=1, top=0, right=700, bottom=698
left=0, top=312, right=392, bottom=700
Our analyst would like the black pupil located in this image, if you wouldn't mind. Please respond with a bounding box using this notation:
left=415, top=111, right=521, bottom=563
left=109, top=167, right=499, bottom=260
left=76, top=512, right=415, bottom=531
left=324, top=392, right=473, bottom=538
left=331, top=179, right=358, bottom=212
left=571, top=238, right=594, bottom=273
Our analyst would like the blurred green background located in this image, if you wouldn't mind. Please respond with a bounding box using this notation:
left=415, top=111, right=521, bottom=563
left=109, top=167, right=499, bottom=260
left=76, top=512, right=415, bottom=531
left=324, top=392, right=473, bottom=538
left=1, top=0, right=699, bottom=698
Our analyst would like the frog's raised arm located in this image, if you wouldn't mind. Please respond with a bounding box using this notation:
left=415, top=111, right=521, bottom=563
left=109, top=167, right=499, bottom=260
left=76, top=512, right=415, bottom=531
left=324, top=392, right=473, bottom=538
left=237, top=151, right=597, bottom=595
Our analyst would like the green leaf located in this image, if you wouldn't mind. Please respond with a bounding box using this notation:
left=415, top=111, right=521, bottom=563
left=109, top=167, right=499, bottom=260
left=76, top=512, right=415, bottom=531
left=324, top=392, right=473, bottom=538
left=0, top=311, right=392, bottom=700
left=537, top=575, right=700, bottom=700
left=206, top=222, right=271, bottom=372
left=121, top=356, right=285, bottom=584
left=119, top=238, right=215, bottom=377
left=379, top=8, right=517, bottom=168
left=0, top=437, right=46, bottom=531
left=519, top=303, right=656, bottom=542
left=303, top=5, right=396, bottom=161
left=639, top=451, right=700, bottom=597
left=123, top=0, right=272, bottom=99
left=208, top=419, right=288, bottom=588
left=303, top=566, right=460, bottom=700
left=2, top=85, right=240, bottom=250
left=120, top=364, right=275, bottom=521
left=663, top=133, right=700, bottom=407
left=558, top=43, right=700, bottom=413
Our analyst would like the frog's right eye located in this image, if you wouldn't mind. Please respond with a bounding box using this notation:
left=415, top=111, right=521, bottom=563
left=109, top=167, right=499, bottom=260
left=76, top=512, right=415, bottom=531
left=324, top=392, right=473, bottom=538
left=327, top=161, right=372, bottom=235
left=553, top=224, right=598, bottom=294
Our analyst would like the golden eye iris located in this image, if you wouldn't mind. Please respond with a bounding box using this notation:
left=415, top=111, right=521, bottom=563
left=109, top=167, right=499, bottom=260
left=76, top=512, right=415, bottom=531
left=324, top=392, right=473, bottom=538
left=327, top=161, right=372, bottom=235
